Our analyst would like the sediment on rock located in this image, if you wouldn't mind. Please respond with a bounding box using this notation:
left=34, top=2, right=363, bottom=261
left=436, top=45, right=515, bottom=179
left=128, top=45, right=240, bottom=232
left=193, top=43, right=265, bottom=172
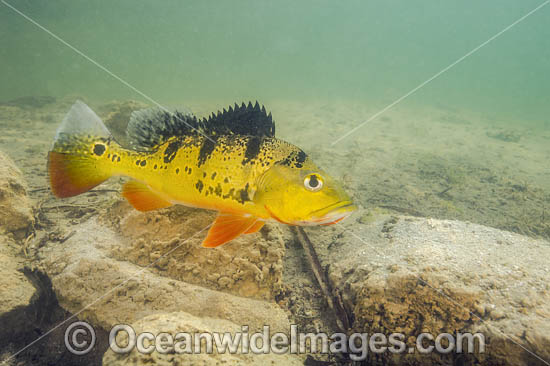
left=304, top=211, right=550, bottom=366
left=0, top=151, right=34, bottom=240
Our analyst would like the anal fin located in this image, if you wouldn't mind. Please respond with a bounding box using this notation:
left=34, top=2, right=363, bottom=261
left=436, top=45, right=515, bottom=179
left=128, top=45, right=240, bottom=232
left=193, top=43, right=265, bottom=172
left=122, top=180, right=172, bottom=212
left=202, top=213, right=258, bottom=248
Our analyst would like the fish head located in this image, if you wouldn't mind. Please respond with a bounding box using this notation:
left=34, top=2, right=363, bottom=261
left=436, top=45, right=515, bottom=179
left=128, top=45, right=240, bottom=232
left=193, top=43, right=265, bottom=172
left=256, top=158, right=356, bottom=226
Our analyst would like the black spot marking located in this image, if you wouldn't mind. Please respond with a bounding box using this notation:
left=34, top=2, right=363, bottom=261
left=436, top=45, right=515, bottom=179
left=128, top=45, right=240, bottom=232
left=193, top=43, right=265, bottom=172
left=136, top=160, right=140, bottom=166
left=214, top=184, right=222, bottom=197
left=237, top=183, right=251, bottom=204
left=184, top=166, right=188, bottom=172
left=278, top=149, right=308, bottom=168
left=111, top=154, right=117, bottom=162
left=224, top=177, right=229, bottom=183
left=117, top=156, right=121, bottom=162
left=296, top=151, right=307, bottom=167
left=197, top=138, right=216, bottom=167
left=154, top=164, right=158, bottom=169
left=140, top=160, right=147, bottom=167
left=203, top=172, right=207, bottom=178
left=93, top=144, right=105, bottom=156
left=188, top=167, right=192, bottom=174
left=176, top=168, right=180, bottom=174
left=239, top=189, right=250, bottom=203
left=211, top=172, right=217, bottom=180
left=164, top=140, right=181, bottom=164
left=223, top=188, right=235, bottom=199
left=195, top=180, right=204, bottom=193
left=242, top=136, right=262, bottom=165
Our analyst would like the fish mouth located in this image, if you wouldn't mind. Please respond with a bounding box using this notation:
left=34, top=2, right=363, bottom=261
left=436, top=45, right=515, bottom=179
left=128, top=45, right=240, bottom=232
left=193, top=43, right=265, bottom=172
left=297, top=200, right=357, bottom=226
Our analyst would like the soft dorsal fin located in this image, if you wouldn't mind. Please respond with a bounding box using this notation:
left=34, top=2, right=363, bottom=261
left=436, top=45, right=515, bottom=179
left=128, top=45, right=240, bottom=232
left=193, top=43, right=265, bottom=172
left=126, top=107, right=202, bottom=151
left=126, top=102, right=274, bottom=151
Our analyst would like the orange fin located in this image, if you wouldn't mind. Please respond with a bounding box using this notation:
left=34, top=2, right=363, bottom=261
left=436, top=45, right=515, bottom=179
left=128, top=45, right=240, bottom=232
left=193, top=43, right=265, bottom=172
left=202, top=214, right=258, bottom=248
left=244, top=220, right=265, bottom=234
left=48, top=151, right=111, bottom=198
left=320, top=216, right=346, bottom=226
left=122, top=180, right=172, bottom=212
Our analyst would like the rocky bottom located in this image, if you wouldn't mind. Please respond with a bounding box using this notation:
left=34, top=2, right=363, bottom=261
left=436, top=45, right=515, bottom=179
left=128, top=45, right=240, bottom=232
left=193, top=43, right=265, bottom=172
left=1, top=97, right=549, bottom=365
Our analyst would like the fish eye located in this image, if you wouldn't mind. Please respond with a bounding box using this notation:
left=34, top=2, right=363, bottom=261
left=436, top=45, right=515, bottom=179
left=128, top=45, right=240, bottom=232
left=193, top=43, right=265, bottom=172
left=304, top=173, right=323, bottom=192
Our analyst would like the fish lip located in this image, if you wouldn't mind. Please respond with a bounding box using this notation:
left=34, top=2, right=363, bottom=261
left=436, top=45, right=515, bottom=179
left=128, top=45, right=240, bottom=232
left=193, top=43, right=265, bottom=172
left=309, top=200, right=356, bottom=216
left=291, top=200, right=356, bottom=226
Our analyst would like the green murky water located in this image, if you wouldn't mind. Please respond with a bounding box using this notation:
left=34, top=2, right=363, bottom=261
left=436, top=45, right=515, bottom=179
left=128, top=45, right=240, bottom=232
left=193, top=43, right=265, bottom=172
left=1, top=0, right=549, bottom=127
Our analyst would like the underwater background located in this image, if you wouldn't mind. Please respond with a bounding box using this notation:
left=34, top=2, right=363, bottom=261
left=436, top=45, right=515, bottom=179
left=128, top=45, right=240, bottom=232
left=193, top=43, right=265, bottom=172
left=1, top=1, right=549, bottom=365
left=2, top=0, right=549, bottom=125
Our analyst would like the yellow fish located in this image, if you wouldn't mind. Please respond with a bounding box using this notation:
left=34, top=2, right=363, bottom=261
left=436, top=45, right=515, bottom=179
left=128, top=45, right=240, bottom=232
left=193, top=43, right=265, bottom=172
left=48, top=101, right=356, bottom=247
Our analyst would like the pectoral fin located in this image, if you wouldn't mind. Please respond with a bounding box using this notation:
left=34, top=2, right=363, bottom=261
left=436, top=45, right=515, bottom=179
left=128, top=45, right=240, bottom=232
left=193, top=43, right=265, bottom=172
left=202, top=213, right=258, bottom=247
left=122, top=180, right=172, bottom=211
left=244, top=220, right=265, bottom=234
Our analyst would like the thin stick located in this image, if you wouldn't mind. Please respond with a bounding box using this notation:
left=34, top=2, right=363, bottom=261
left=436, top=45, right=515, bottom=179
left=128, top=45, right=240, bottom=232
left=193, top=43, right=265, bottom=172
left=293, top=227, right=350, bottom=332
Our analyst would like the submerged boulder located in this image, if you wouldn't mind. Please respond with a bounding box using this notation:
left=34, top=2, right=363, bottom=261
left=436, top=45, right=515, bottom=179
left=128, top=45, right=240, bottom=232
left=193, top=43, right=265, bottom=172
left=0, top=151, right=34, bottom=239
left=0, top=151, right=36, bottom=342
left=38, top=212, right=289, bottom=332
left=304, top=211, right=550, bottom=366
left=37, top=201, right=296, bottom=363
left=0, top=237, right=37, bottom=343
left=102, top=311, right=304, bottom=366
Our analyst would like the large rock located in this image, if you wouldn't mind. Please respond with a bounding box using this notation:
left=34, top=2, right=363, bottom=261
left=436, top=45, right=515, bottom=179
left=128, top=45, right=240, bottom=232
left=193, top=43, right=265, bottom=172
left=100, top=202, right=285, bottom=300
left=0, top=237, right=37, bottom=342
left=0, top=151, right=36, bottom=342
left=37, top=201, right=291, bottom=332
left=0, top=151, right=34, bottom=239
left=102, top=311, right=304, bottom=365
left=36, top=202, right=300, bottom=364
left=304, top=211, right=550, bottom=366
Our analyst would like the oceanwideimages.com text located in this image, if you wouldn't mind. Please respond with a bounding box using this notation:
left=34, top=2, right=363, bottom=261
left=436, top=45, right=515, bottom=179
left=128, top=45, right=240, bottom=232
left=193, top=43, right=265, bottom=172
left=65, top=322, right=485, bottom=360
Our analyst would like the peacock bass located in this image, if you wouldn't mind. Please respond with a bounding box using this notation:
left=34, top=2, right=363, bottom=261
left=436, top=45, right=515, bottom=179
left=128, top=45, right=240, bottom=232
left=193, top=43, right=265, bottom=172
left=48, top=100, right=356, bottom=247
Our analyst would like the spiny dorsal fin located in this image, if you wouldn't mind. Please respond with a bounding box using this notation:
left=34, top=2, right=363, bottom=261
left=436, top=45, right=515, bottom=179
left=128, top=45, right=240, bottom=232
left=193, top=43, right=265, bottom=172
left=202, top=101, right=274, bottom=138
left=126, top=101, right=274, bottom=151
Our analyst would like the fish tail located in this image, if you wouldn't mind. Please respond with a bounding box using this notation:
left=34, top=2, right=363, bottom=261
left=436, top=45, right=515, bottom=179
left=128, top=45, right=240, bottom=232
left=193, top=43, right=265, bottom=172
left=48, top=100, right=116, bottom=198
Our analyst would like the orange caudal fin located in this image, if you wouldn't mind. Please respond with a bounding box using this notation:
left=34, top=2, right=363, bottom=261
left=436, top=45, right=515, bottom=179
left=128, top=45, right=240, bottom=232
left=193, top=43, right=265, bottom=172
left=244, top=220, right=265, bottom=234
left=122, top=180, right=172, bottom=212
left=202, top=213, right=258, bottom=248
left=48, top=151, right=111, bottom=198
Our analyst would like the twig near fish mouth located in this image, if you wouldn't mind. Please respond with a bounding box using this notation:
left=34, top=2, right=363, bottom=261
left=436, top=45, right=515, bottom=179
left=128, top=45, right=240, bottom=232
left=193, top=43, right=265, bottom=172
left=292, top=227, right=351, bottom=333
left=40, top=204, right=92, bottom=211
left=437, top=186, right=453, bottom=196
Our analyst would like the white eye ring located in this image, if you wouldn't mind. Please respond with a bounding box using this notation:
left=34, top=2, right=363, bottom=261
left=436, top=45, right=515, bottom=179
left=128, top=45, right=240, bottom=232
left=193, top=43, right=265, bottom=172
left=304, top=174, right=323, bottom=192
